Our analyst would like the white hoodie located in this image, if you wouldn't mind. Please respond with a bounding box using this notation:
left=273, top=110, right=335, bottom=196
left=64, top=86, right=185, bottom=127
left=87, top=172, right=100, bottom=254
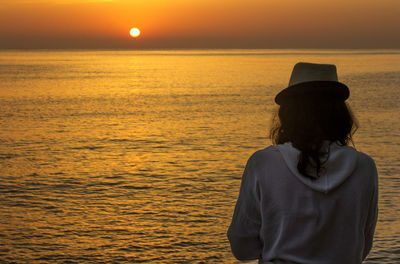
left=228, top=142, right=378, bottom=264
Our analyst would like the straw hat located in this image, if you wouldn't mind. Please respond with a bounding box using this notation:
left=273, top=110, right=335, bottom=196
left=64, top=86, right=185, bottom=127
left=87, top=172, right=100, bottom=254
left=275, top=62, right=349, bottom=105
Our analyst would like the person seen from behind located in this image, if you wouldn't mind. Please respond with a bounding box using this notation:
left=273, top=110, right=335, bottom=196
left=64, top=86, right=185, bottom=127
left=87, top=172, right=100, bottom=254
left=227, top=62, right=379, bottom=263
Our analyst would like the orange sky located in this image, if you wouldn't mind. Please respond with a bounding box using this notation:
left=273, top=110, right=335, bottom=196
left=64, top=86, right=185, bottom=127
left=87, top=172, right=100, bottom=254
left=1, top=0, right=400, bottom=49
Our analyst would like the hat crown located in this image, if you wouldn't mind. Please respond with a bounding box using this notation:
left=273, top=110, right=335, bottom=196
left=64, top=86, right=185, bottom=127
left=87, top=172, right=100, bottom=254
left=289, top=62, right=338, bottom=86
left=275, top=62, right=349, bottom=105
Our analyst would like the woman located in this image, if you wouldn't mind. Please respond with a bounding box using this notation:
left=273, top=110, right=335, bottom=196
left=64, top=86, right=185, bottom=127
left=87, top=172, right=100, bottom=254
left=227, top=62, right=378, bottom=263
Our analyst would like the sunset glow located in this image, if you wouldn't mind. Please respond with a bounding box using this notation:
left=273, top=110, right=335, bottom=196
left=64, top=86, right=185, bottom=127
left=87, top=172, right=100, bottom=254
left=0, top=0, right=399, bottom=49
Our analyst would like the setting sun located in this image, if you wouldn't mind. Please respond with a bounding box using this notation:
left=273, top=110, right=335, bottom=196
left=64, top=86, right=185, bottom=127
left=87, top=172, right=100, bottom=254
left=130, top=27, right=141, bottom=38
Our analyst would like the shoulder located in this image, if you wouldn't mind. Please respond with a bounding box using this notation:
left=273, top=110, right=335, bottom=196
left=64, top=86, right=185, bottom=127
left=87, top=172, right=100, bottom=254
left=247, top=145, right=281, bottom=166
left=334, top=143, right=377, bottom=170
left=250, top=145, right=279, bottom=158
left=355, top=150, right=377, bottom=170
left=353, top=149, right=378, bottom=185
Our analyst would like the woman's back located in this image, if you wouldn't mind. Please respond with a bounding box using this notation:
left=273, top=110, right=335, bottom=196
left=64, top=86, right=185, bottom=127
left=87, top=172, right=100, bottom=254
left=228, top=143, right=377, bottom=263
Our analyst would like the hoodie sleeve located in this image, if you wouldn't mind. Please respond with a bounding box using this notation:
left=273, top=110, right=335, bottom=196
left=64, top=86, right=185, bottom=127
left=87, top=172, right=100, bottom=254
left=362, top=160, right=379, bottom=260
left=227, top=153, right=262, bottom=260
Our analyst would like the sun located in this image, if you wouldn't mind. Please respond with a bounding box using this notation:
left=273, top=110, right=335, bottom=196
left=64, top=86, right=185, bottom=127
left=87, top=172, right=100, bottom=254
left=130, top=27, right=141, bottom=38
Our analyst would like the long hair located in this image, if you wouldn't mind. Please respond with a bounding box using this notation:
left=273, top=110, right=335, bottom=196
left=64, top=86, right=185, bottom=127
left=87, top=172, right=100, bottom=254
left=270, top=96, right=358, bottom=179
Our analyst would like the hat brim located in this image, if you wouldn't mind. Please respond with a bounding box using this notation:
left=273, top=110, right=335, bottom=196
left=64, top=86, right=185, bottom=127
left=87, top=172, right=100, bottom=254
left=275, top=81, right=349, bottom=105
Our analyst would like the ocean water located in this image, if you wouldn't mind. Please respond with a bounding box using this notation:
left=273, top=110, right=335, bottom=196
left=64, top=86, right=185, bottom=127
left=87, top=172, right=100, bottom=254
left=0, top=50, right=399, bottom=263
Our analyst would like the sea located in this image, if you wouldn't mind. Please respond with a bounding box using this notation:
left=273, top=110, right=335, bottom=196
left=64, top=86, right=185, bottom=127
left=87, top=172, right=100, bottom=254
left=0, top=50, right=399, bottom=263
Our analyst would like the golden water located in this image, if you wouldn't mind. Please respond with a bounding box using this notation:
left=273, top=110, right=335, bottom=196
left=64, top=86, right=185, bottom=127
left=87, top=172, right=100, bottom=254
left=0, top=50, right=399, bottom=263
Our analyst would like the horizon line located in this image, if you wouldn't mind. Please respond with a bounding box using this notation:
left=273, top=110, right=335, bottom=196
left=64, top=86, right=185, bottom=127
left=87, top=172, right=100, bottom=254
left=1, top=47, right=400, bottom=51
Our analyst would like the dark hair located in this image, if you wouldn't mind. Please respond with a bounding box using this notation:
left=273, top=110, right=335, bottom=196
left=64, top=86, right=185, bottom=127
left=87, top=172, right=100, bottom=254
left=270, top=96, right=358, bottom=179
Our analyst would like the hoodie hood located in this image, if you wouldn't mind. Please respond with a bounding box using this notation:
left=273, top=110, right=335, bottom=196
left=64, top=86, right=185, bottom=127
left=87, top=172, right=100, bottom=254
left=276, top=142, right=358, bottom=193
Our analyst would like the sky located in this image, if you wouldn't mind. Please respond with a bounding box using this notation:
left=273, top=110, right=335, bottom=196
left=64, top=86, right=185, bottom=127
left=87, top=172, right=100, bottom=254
left=0, top=0, right=400, bottom=49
